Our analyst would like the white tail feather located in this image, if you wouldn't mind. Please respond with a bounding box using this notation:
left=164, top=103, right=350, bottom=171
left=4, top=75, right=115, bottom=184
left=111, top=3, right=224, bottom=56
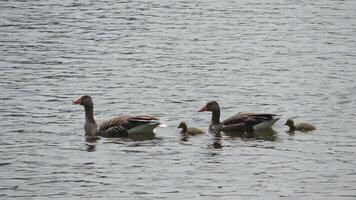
left=253, top=118, right=280, bottom=130
left=128, top=122, right=160, bottom=135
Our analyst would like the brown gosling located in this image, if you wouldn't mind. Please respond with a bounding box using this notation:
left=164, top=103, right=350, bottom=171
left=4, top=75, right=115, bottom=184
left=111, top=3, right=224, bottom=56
left=177, top=121, right=205, bottom=136
left=285, top=118, right=316, bottom=132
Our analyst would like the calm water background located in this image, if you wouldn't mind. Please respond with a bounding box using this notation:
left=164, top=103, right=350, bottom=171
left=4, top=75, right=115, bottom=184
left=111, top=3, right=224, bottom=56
left=1, top=0, right=356, bottom=199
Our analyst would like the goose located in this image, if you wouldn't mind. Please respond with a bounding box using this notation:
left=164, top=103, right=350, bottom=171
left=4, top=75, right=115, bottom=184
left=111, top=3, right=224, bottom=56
left=73, top=95, right=160, bottom=137
left=198, top=101, right=279, bottom=134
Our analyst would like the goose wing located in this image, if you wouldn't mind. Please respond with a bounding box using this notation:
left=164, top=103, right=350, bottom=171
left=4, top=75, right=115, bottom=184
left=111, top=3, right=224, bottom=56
left=223, top=113, right=278, bottom=127
left=99, top=115, right=159, bottom=137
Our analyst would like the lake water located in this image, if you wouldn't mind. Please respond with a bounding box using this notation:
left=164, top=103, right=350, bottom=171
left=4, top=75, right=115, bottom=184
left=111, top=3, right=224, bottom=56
left=1, top=0, right=356, bottom=199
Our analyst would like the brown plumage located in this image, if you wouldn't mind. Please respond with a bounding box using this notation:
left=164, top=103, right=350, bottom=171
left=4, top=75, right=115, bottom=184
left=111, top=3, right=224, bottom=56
left=223, top=113, right=278, bottom=127
left=73, top=95, right=160, bottom=137
left=285, top=118, right=316, bottom=132
left=198, top=101, right=279, bottom=134
left=178, top=121, right=205, bottom=136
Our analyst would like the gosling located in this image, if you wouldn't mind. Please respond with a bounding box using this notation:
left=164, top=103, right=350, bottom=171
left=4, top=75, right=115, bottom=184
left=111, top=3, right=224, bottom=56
left=285, top=118, right=316, bottom=132
left=178, top=121, right=205, bottom=136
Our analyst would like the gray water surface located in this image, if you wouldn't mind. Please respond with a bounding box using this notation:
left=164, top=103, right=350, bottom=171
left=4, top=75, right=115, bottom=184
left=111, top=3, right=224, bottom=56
left=1, top=0, right=356, bottom=199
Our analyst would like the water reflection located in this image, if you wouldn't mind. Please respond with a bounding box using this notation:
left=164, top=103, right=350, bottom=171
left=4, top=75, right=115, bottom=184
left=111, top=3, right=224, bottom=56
left=128, top=132, right=156, bottom=141
left=208, top=135, right=223, bottom=149
left=208, top=127, right=278, bottom=141
left=253, top=128, right=278, bottom=141
left=84, top=131, right=156, bottom=151
left=180, top=135, right=189, bottom=142
left=207, top=128, right=278, bottom=150
left=226, top=128, right=278, bottom=141
left=211, top=137, right=223, bottom=149
left=83, top=131, right=159, bottom=151
left=85, top=137, right=100, bottom=152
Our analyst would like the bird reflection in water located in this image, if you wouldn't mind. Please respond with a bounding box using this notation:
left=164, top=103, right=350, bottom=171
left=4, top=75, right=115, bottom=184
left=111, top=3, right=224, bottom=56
left=211, top=136, right=223, bottom=149
left=251, top=128, right=277, bottom=141
left=221, top=128, right=277, bottom=141
left=180, top=135, right=189, bottom=142
left=208, top=131, right=223, bottom=149
left=208, top=128, right=278, bottom=150
left=128, top=132, right=156, bottom=141
left=84, top=131, right=157, bottom=152
left=85, top=136, right=100, bottom=152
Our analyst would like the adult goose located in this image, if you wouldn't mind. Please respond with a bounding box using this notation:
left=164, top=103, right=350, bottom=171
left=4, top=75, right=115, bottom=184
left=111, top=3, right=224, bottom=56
left=285, top=118, right=316, bottom=132
left=198, top=101, right=279, bottom=134
left=73, top=95, right=160, bottom=137
left=177, top=121, right=205, bottom=136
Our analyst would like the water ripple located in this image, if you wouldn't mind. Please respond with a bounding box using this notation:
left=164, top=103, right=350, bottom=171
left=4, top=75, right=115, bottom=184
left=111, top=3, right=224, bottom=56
left=1, top=0, right=356, bottom=199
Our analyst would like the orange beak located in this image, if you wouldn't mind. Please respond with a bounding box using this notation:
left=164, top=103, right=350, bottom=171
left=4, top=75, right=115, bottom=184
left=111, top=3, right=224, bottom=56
left=72, top=97, right=81, bottom=105
left=198, top=105, right=208, bottom=112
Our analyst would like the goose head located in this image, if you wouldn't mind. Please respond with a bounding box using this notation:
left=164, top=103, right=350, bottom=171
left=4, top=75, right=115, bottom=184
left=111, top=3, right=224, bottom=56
left=198, top=101, right=220, bottom=112
left=73, top=95, right=93, bottom=107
